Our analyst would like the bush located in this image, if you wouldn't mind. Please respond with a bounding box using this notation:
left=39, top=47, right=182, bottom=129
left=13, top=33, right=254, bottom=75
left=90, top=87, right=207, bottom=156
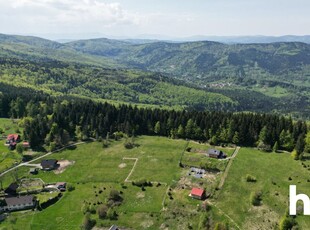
left=279, top=215, right=297, bottom=230
left=16, top=143, right=24, bottom=154
left=107, top=209, right=118, bottom=220
left=113, top=131, right=124, bottom=140
left=245, top=174, right=257, bottom=182
left=250, top=191, right=262, bottom=206
left=132, top=179, right=152, bottom=187
left=257, top=141, right=272, bottom=152
left=124, top=141, right=134, bottom=149
left=49, top=142, right=57, bottom=152
left=97, top=204, right=108, bottom=219
left=67, top=184, right=75, bottom=192
left=109, top=190, right=122, bottom=202
left=81, top=213, right=96, bottom=230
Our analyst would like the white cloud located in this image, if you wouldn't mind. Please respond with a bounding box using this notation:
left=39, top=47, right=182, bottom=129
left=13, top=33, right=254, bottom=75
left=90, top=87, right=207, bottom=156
left=0, top=0, right=143, bottom=34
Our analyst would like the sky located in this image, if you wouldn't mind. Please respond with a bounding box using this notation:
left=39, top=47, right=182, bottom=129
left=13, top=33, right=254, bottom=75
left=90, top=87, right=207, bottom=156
left=0, top=0, right=309, bottom=40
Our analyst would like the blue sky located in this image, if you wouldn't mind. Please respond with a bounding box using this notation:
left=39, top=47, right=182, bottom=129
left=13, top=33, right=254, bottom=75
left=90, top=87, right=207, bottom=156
left=0, top=0, right=309, bottom=39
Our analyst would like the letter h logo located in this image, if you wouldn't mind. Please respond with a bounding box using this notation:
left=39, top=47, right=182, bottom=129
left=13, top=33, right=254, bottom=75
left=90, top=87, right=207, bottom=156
left=289, top=185, right=310, bottom=215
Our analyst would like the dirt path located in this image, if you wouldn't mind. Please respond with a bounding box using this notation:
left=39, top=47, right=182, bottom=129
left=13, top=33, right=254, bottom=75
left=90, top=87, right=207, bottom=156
left=218, top=146, right=240, bottom=189
left=123, top=157, right=139, bottom=182
left=0, top=142, right=85, bottom=177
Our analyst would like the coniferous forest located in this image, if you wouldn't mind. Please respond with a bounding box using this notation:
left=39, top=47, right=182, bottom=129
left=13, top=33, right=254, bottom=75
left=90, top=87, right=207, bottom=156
left=0, top=82, right=307, bottom=159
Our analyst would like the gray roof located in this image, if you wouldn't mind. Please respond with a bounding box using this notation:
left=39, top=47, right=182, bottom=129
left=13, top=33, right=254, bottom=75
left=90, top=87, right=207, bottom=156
left=5, top=195, right=34, bottom=206
left=109, top=225, right=119, bottom=230
left=207, top=149, right=221, bottom=155
left=41, top=159, right=58, bottom=168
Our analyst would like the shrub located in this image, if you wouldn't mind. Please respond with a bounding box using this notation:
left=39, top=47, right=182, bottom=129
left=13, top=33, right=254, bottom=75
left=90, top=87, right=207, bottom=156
left=132, top=179, right=152, bottom=187
left=245, top=174, right=257, bottom=182
left=257, top=141, right=272, bottom=152
left=250, top=191, right=262, bottom=206
left=97, top=204, right=108, bottom=219
left=67, top=184, right=75, bottom=192
left=16, top=143, right=24, bottom=154
left=109, top=190, right=122, bottom=202
left=279, top=215, right=297, bottom=230
left=81, top=213, right=96, bottom=230
left=107, top=209, right=118, bottom=220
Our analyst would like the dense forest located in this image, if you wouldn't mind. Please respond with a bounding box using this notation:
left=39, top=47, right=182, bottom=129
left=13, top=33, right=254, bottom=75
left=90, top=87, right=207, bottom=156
left=0, top=83, right=308, bottom=160
left=0, top=34, right=310, bottom=118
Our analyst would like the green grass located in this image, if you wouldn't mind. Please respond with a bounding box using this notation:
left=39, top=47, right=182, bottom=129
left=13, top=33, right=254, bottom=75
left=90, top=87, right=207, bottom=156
left=214, top=148, right=310, bottom=229
left=0, top=136, right=190, bottom=229
left=0, top=118, right=24, bottom=173
left=1, top=137, right=309, bottom=229
left=255, top=85, right=291, bottom=98
left=0, top=118, right=22, bottom=136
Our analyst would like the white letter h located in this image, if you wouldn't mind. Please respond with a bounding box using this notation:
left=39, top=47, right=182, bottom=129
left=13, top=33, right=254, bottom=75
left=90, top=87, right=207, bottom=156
left=290, top=185, right=310, bottom=215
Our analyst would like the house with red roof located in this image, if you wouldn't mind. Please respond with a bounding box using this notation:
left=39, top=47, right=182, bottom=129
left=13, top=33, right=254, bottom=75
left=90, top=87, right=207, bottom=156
left=7, top=134, right=20, bottom=142
left=5, top=134, right=21, bottom=150
left=189, top=188, right=205, bottom=200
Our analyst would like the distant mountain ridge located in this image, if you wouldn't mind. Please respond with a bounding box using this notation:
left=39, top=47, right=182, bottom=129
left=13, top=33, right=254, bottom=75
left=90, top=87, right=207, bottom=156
left=0, top=33, right=309, bottom=118
left=161, top=35, right=310, bottom=44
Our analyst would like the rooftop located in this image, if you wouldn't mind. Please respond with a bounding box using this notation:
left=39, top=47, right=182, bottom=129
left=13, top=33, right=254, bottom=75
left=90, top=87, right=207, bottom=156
left=190, top=188, right=205, bottom=197
left=5, top=195, right=34, bottom=206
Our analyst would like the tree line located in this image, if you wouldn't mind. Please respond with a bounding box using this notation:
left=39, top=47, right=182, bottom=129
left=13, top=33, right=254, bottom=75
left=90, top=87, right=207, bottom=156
left=0, top=83, right=308, bottom=158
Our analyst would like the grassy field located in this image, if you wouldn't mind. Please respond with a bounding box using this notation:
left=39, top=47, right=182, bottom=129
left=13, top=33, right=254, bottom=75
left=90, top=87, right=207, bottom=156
left=0, top=136, right=198, bottom=229
left=1, top=136, right=310, bottom=229
left=0, top=118, right=24, bottom=173
left=214, top=148, right=310, bottom=230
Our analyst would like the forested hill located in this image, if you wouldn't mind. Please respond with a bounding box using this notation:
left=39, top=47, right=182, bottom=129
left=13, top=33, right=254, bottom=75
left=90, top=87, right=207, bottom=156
left=67, top=38, right=310, bottom=118
left=0, top=34, right=310, bottom=117
left=67, top=38, right=310, bottom=82
left=0, top=33, right=119, bottom=67
left=0, top=83, right=308, bottom=160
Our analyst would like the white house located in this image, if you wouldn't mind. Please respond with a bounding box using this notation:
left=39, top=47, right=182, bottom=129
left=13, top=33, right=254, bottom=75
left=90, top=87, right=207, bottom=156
left=0, top=195, right=36, bottom=212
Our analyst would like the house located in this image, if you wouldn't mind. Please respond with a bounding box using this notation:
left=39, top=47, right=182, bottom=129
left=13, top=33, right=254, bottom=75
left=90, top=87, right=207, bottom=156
left=207, top=149, right=226, bottom=159
left=22, top=142, right=30, bottom=148
left=4, top=182, right=19, bottom=196
left=0, top=195, right=36, bottom=212
left=56, top=182, right=66, bottom=191
left=29, top=168, right=38, bottom=175
left=189, top=188, right=205, bottom=200
left=41, top=159, right=58, bottom=170
left=109, top=225, right=119, bottom=230
left=6, top=134, right=21, bottom=150
left=6, top=134, right=20, bottom=143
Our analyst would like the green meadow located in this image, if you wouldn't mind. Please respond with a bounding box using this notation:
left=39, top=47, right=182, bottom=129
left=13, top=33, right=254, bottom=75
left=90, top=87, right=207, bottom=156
left=0, top=118, right=23, bottom=173
left=215, top=148, right=310, bottom=229
left=0, top=135, right=310, bottom=229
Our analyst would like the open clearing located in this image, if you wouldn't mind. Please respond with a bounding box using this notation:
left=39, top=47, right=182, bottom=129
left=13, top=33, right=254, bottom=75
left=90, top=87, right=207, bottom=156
left=54, top=160, right=75, bottom=174
left=0, top=136, right=309, bottom=229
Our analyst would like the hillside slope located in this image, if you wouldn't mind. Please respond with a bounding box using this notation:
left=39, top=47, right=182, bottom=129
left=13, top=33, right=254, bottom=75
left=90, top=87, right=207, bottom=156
left=0, top=34, right=309, bottom=117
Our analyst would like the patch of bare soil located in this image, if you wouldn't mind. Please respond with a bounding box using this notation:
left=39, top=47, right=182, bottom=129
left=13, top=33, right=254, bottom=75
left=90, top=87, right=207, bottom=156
left=136, top=192, right=145, bottom=199
left=203, top=172, right=218, bottom=181
left=54, top=160, right=75, bottom=174
left=176, top=176, right=195, bottom=190
left=118, top=163, right=127, bottom=168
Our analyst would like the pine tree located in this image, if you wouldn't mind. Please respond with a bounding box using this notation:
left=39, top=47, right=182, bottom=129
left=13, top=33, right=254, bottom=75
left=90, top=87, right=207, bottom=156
left=304, top=132, right=310, bottom=153
left=232, top=131, right=239, bottom=144
left=295, top=134, right=305, bottom=158
left=272, top=141, right=279, bottom=153
left=154, top=121, right=161, bottom=135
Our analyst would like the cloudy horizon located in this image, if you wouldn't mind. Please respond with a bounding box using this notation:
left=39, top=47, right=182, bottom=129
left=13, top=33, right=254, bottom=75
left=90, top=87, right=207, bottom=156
left=0, top=0, right=309, bottom=40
